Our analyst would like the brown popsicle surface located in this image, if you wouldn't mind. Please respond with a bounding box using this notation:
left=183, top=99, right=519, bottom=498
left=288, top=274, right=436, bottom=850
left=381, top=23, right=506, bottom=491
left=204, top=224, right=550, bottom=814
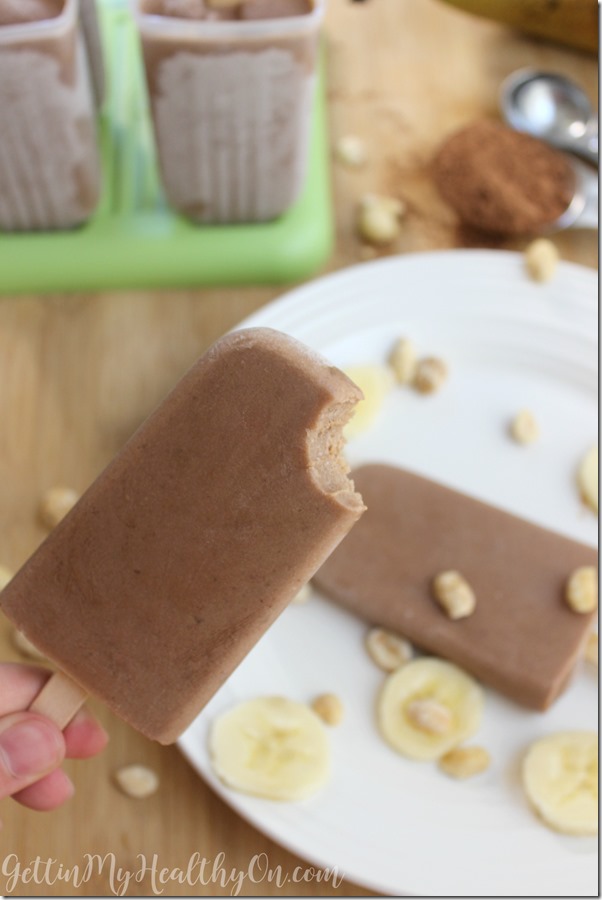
left=314, top=464, right=597, bottom=710
left=1, top=328, right=364, bottom=744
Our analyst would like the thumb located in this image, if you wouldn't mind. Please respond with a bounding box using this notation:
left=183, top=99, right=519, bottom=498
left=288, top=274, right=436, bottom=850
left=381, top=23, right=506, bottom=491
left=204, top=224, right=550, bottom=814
left=0, top=713, right=65, bottom=800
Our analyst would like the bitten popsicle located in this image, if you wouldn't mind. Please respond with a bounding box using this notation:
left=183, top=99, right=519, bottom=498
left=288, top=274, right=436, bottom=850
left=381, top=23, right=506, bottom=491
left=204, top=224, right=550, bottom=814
left=314, top=464, right=597, bottom=710
left=1, top=328, right=365, bottom=743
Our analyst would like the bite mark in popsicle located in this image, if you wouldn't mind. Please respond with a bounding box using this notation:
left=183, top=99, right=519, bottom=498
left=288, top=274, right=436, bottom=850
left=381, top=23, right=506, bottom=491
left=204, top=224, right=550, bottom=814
left=1, top=329, right=365, bottom=744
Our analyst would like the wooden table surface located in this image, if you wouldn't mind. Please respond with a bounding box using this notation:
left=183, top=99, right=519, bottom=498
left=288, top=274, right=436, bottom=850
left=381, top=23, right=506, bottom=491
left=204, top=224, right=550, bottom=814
left=0, top=1, right=597, bottom=895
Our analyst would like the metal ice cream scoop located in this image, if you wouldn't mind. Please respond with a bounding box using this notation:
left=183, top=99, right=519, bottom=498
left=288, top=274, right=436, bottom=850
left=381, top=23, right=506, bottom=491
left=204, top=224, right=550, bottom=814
left=500, top=69, right=598, bottom=231
left=500, top=69, right=598, bottom=166
left=551, top=157, right=598, bottom=230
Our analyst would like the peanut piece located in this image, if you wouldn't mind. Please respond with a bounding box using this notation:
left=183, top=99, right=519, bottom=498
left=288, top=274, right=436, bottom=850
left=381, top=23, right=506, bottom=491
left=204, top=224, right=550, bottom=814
left=525, top=238, right=559, bottom=283
left=406, top=698, right=452, bottom=735
left=389, top=338, right=418, bottom=386
left=439, top=745, right=491, bottom=779
left=39, top=486, right=79, bottom=530
left=335, top=135, right=366, bottom=168
left=311, top=693, right=344, bottom=726
left=356, top=194, right=405, bottom=246
left=0, top=565, right=13, bottom=591
left=413, top=357, right=448, bottom=394
left=114, top=765, right=159, bottom=799
left=585, top=632, right=598, bottom=667
left=510, top=409, right=540, bottom=445
left=292, top=583, right=311, bottom=605
left=565, top=566, right=598, bottom=614
left=577, top=446, right=598, bottom=513
left=13, top=629, right=48, bottom=662
left=365, top=627, right=413, bottom=671
left=432, top=570, right=476, bottom=620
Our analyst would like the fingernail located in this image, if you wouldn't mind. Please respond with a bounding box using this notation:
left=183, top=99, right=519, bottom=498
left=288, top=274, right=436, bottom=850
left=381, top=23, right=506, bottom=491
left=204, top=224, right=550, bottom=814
left=0, top=718, right=64, bottom=778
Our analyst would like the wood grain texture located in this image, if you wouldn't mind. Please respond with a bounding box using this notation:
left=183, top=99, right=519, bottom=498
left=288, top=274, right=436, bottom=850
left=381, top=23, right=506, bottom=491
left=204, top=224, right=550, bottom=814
left=0, top=0, right=596, bottom=895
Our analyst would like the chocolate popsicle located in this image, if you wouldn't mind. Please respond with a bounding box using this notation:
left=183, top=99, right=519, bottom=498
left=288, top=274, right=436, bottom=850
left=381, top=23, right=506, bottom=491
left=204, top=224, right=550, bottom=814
left=314, top=464, right=597, bottom=710
left=1, top=329, right=365, bottom=744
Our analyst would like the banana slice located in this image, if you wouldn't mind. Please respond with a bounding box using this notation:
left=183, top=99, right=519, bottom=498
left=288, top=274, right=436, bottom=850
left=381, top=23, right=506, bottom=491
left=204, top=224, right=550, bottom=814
left=522, top=731, right=598, bottom=835
left=209, top=696, right=331, bottom=801
left=377, top=658, right=484, bottom=761
left=343, top=365, right=394, bottom=439
left=577, top=446, right=598, bottom=513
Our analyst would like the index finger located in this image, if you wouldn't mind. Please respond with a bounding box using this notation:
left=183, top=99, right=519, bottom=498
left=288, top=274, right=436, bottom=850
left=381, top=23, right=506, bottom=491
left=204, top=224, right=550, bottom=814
left=0, top=664, right=108, bottom=758
left=0, top=663, right=50, bottom=716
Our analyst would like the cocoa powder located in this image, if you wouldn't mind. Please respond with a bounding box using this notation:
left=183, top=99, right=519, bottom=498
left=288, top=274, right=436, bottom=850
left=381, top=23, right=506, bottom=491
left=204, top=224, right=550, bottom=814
left=433, top=120, right=575, bottom=236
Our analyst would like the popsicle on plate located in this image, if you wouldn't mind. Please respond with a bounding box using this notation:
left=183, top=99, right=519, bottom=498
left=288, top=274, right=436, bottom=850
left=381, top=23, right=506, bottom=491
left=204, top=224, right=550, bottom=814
left=1, top=328, right=365, bottom=744
left=314, top=464, right=597, bottom=710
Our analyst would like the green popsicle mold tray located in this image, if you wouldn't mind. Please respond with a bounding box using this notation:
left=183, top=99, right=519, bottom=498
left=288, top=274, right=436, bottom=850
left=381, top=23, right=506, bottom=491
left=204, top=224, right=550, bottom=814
left=0, top=0, right=332, bottom=294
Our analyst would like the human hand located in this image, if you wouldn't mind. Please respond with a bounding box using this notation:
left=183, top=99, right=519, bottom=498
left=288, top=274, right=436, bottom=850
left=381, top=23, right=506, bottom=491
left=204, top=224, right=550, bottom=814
left=0, top=663, right=108, bottom=818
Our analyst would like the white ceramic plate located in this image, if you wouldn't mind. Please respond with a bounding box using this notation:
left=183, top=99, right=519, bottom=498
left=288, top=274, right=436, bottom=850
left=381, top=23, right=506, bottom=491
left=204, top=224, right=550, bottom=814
left=178, top=250, right=598, bottom=897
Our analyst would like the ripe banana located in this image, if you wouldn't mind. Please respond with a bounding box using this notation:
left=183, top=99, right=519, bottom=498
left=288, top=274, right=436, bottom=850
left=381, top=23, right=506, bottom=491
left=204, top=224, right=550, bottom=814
left=436, top=0, right=597, bottom=53
left=209, top=696, right=331, bottom=801
left=578, top=446, right=598, bottom=513
left=343, top=365, right=393, bottom=439
left=377, top=658, right=484, bottom=761
left=522, top=731, right=598, bottom=835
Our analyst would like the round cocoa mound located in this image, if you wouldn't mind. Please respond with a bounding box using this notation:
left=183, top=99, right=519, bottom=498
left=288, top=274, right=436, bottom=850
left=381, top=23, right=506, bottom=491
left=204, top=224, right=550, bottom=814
left=433, top=120, right=575, bottom=236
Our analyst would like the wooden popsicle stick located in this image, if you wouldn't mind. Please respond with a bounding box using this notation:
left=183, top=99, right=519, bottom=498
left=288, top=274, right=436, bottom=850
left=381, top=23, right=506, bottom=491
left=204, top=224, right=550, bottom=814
left=29, top=670, right=88, bottom=731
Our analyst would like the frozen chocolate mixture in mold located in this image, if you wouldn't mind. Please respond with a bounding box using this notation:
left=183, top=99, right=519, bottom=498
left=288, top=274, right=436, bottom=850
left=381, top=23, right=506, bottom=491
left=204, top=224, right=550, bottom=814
left=0, top=0, right=63, bottom=26
left=239, top=0, right=313, bottom=19
left=145, top=0, right=312, bottom=19
left=144, top=0, right=236, bottom=19
left=0, top=0, right=101, bottom=230
left=137, top=0, right=319, bottom=222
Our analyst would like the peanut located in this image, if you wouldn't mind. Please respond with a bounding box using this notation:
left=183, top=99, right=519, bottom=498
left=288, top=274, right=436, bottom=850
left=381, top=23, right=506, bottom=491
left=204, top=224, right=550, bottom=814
left=291, top=584, right=311, bottom=605
left=585, top=632, right=598, bottom=668
left=39, top=486, right=79, bottom=530
left=114, top=765, right=159, bottom=799
left=406, top=698, right=452, bottom=735
left=439, top=745, right=491, bottom=779
left=510, top=409, right=540, bottom=445
left=335, top=135, right=366, bottom=168
left=356, top=194, right=405, bottom=246
left=577, top=446, right=598, bottom=514
left=413, top=357, right=448, bottom=394
left=565, top=566, right=598, bottom=614
left=365, top=627, right=413, bottom=671
left=311, top=693, right=344, bottom=726
left=389, top=338, right=418, bottom=386
left=0, top=565, right=13, bottom=591
left=432, top=570, right=476, bottom=620
left=525, top=238, right=559, bottom=283
left=13, top=629, right=48, bottom=662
